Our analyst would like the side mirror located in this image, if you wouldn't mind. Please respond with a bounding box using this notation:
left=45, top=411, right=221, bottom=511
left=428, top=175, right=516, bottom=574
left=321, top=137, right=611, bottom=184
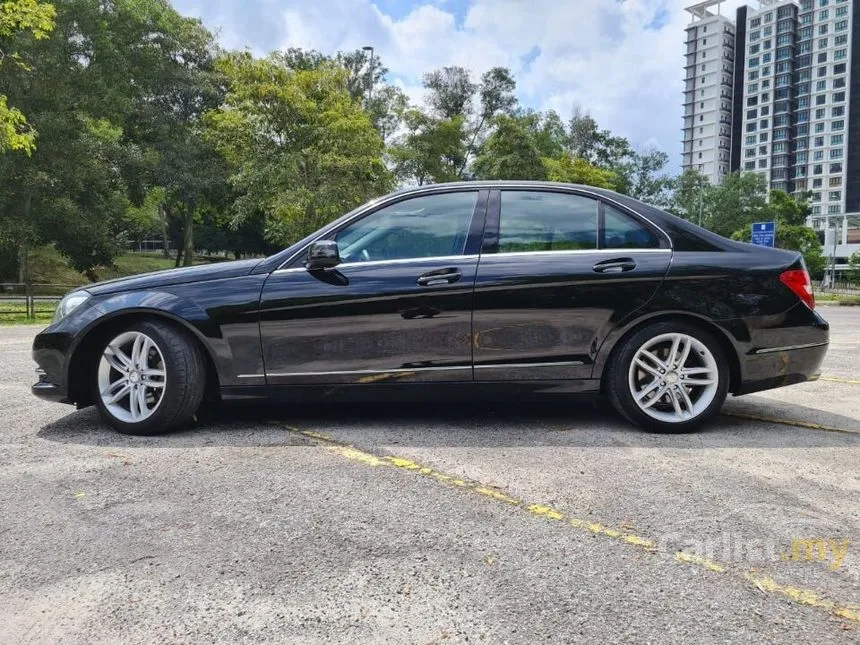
left=306, top=240, right=341, bottom=270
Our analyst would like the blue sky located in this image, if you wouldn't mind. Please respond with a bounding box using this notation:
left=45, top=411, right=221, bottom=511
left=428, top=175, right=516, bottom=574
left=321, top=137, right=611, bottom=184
left=172, top=0, right=748, bottom=170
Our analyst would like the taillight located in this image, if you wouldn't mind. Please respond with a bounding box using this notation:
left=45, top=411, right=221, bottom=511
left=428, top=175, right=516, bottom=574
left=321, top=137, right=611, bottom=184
left=780, top=269, right=815, bottom=309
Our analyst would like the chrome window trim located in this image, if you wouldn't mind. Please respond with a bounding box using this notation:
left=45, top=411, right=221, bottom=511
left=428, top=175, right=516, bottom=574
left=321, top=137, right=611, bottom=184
left=273, top=255, right=479, bottom=275
left=486, top=249, right=672, bottom=260
left=274, top=183, right=675, bottom=272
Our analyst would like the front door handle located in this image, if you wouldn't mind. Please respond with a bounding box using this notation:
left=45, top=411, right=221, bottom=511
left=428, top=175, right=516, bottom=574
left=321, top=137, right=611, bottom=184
left=593, top=258, right=636, bottom=274
left=417, top=268, right=462, bottom=287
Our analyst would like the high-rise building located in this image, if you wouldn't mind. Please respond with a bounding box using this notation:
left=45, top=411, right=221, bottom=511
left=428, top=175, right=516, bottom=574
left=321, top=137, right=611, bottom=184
left=682, top=2, right=737, bottom=185
left=683, top=0, right=860, bottom=261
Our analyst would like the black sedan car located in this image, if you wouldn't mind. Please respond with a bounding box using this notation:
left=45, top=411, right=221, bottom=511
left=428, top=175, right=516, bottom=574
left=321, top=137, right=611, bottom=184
left=33, top=182, right=828, bottom=435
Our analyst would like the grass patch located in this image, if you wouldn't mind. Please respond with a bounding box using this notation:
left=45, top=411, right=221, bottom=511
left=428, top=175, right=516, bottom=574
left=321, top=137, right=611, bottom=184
left=815, top=293, right=860, bottom=306
left=18, top=245, right=211, bottom=287
left=0, top=302, right=54, bottom=325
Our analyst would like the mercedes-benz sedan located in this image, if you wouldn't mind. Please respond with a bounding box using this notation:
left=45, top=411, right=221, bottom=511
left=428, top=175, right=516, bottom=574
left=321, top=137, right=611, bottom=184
left=32, top=182, right=829, bottom=435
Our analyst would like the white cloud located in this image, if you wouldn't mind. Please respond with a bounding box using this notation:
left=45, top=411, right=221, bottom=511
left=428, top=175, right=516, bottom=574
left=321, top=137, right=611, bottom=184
left=172, top=0, right=753, bottom=169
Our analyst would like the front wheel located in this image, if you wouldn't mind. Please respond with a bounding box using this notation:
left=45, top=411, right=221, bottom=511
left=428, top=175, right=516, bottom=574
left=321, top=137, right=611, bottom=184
left=94, top=320, right=206, bottom=436
left=607, top=322, right=730, bottom=433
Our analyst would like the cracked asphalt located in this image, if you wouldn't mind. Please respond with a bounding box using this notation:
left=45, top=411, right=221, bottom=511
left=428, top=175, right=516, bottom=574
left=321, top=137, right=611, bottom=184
left=1, top=306, right=859, bottom=644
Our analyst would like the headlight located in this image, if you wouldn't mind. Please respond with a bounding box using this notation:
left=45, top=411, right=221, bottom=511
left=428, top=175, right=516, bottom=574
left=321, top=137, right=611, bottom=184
left=53, top=291, right=91, bottom=323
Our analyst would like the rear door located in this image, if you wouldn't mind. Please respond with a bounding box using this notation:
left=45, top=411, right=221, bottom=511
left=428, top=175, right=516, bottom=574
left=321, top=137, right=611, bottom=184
left=472, top=189, right=672, bottom=381
left=258, top=189, right=487, bottom=385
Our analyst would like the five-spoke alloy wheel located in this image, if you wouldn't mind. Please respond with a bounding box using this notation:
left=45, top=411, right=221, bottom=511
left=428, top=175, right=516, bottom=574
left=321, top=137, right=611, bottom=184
left=98, top=331, right=167, bottom=424
left=608, top=321, right=729, bottom=433
left=93, top=320, right=206, bottom=436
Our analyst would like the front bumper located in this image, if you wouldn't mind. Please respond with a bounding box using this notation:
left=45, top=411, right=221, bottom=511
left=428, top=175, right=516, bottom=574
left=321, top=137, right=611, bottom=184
left=32, top=368, right=71, bottom=404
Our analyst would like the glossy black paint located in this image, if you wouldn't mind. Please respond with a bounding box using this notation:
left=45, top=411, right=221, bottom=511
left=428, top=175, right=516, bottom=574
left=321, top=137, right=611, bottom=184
left=32, top=181, right=829, bottom=411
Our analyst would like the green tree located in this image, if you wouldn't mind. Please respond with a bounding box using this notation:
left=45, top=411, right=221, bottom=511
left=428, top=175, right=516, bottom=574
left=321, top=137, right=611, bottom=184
left=388, top=109, right=466, bottom=185
left=621, top=148, right=674, bottom=208
left=847, top=251, right=860, bottom=283
left=730, top=189, right=824, bottom=276
left=472, top=114, right=546, bottom=180
left=0, top=0, right=56, bottom=153
left=206, top=53, right=391, bottom=246
left=543, top=152, right=617, bottom=189
left=670, top=169, right=710, bottom=223
left=703, top=172, right=770, bottom=237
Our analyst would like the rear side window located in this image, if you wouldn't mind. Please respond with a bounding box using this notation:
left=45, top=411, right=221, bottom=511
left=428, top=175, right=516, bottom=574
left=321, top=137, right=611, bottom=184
left=498, top=191, right=597, bottom=252
left=603, top=205, right=660, bottom=249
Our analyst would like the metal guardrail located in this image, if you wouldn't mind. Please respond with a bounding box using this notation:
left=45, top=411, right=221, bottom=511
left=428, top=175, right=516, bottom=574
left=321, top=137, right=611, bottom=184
left=0, top=283, right=80, bottom=320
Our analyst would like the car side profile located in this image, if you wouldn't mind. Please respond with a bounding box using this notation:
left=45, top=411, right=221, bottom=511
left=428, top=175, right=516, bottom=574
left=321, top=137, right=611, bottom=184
left=32, top=181, right=829, bottom=435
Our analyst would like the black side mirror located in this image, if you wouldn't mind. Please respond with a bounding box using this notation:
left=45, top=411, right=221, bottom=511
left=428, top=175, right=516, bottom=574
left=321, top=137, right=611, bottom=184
left=306, top=240, right=341, bottom=270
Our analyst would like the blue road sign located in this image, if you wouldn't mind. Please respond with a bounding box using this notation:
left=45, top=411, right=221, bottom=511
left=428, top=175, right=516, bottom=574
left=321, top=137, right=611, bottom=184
left=751, top=221, right=776, bottom=248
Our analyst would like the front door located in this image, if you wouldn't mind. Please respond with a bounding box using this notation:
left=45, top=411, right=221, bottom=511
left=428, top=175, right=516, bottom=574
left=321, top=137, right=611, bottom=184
left=258, top=190, right=487, bottom=385
left=472, top=189, right=672, bottom=381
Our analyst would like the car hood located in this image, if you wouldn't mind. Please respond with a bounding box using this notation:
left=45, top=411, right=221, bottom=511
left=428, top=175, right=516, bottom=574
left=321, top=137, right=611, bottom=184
left=81, top=258, right=264, bottom=296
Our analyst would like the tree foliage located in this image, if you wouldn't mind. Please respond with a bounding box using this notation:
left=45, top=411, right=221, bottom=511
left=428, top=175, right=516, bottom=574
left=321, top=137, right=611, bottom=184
left=205, top=53, right=391, bottom=246
left=0, top=0, right=56, bottom=154
left=0, top=3, right=831, bottom=284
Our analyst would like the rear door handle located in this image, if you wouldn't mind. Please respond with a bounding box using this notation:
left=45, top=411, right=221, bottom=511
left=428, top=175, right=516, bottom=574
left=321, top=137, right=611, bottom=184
left=593, top=258, right=636, bottom=274
left=417, top=268, right=462, bottom=287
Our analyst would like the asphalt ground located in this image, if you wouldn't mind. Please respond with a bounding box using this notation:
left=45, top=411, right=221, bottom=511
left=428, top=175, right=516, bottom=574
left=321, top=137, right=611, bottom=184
left=1, top=306, right=859, bottom=643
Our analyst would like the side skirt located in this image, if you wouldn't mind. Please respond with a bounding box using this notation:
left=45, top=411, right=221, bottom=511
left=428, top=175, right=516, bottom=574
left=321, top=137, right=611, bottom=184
left=220, top=379, right=601, bottom=404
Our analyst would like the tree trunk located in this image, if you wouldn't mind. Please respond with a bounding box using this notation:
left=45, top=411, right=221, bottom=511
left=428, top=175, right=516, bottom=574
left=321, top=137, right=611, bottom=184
left=159, top=204, right=170, bottom=258
left=18, top=195, right=32, bottom=284
left=182, top=206, right=194, bottom=267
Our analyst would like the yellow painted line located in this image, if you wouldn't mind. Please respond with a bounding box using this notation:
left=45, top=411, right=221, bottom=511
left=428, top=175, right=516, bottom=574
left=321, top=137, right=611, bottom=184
left=676, top=552, right=727, bottom=573
left=722, top=411, right=857, bottom=435
left=282, top=425, right=656, bottom=552
left=820, top=375, right=860, bottom=386
left=744, top=571, right=860, bottom=622
left=282, top=424, right=860, bottom=624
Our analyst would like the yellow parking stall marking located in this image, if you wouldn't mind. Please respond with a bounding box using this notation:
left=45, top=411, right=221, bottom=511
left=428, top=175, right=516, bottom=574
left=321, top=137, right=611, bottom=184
left=722, top=412, right=856, bottom=435
left=676, top=552, right=727, bottom=573
left=744, top=572, right=860, bottom=622
left=281, top=423, right=860, bottom=624
left=820, top=375, right=860, bottom=386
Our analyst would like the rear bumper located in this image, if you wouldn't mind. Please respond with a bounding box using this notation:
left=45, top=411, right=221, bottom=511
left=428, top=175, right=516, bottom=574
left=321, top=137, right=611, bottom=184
left=736, top=341, right=829, bottom=395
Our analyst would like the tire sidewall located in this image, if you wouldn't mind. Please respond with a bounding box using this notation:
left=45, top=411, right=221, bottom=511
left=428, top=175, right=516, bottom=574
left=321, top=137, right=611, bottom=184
left=610, top=321, right=731, bottom=433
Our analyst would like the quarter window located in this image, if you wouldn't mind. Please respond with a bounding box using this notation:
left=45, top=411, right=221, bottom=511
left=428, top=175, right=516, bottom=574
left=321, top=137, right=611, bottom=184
left=603, top=206, right=660, bottom=249
left=335, top=191, right=477, bottom=262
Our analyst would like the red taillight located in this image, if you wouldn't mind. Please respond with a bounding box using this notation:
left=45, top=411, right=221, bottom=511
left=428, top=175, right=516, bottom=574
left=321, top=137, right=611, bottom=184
left=780, top=269, right=815, bottom=309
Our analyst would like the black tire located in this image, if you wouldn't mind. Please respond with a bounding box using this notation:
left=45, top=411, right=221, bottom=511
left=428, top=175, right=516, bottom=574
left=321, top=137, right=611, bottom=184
left=606, top=321, right=730, bottom=433
left=93, top=319, right=206, bottom=436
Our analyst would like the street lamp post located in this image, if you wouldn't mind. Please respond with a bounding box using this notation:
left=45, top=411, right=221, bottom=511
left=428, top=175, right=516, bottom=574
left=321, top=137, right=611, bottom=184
left=362, top=45, right=375, bottom=102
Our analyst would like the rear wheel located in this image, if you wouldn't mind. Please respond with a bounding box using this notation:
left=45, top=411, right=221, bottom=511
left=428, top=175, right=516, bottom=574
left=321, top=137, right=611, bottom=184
left=607, top=322, right=730, bottom=433
left=94, top=320, right=205, bottom=436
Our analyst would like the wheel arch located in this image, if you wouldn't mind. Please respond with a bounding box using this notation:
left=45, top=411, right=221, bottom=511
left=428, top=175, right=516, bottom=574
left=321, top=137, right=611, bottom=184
left=595, top=312, right=744, bottom=395
left=67, top=309, right=221, bottom=407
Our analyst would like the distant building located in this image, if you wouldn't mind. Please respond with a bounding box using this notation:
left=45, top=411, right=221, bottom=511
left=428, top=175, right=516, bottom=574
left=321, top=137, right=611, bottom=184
left=682, top=0, right=860, bottom=261
left=682, top=1, right=737, bottom=186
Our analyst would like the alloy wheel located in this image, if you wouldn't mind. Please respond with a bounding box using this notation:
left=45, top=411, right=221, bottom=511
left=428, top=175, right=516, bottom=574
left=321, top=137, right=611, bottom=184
left=97, top=331, right=167, bottom=423
left=627, top=332, right=719, bottom=424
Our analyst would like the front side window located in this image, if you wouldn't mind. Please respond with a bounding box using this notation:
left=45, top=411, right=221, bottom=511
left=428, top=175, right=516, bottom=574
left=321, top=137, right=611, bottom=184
left=335, top=191, right=477, bottom=263
left=498, top=192, right=598, bottom=253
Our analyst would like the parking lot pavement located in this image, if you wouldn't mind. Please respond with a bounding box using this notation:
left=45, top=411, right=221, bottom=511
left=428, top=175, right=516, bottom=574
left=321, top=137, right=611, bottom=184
left=1, top=306, right=858, bottom=644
